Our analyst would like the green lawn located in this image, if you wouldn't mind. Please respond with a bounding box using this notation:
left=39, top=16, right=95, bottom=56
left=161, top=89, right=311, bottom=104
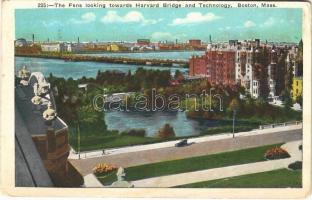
left=70, top=132, right=162, bottom=152
left=96, top=143, right=283, bottom=186
left=176, top=168, right=302, bottom=188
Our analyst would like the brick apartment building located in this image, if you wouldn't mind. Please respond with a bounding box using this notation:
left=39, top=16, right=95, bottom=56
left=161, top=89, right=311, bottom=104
left=189, top=39, right=299, bottom=99
left=189, top=47, right=236, bottom=86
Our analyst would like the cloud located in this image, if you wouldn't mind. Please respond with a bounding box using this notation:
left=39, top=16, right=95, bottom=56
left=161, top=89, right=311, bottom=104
left=170, top=12, right=221, bottom=26
left=69, top=12, right=96, bottom=24
left=101, top=11, right=159, bottom=25
left=262, top=17, right=275, bottom=27
left=42, top=20, right=59, bottom=27
left=81, top=12, right=96, bottom=22
left=244, top=20, right=256, bottom=28
left=151, top=32, right=186, bottom=41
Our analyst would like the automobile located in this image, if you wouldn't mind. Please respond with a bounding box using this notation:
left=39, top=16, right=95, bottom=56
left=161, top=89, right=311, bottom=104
left=175, top=139, right=188, bottom=147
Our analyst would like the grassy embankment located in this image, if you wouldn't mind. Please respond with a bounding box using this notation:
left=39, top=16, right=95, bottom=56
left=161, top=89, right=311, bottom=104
left=69, top=112, right=300, bottom=152
left=96, top=144, right=283, bottom=186
left=68, top=119, right=260, bottom=152
left=176, top=169, right=302, bottom=188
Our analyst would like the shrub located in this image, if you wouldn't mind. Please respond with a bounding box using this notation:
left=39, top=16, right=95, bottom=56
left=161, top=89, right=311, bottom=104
left=264, top=147, right=290, bottom=160
left=93, top=163, right=118, bottom=175
left=288, top=161, right=302, bottom=170
left=121, top=129, right=146, bottom=137
left=158, top=123, right=175, bottom=139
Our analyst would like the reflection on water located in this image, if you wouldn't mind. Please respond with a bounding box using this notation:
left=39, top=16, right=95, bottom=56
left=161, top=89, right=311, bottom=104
left=105, top=111, right=219, bottom=137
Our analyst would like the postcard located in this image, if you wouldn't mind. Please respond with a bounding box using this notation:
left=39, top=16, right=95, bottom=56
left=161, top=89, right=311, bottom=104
left=0, top=0, right=311, bottom=198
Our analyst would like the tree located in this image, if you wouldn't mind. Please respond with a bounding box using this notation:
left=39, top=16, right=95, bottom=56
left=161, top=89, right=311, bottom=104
left=282, top=89, right=292, bottom=111
left=158, top=123, right=175, bottom=139
left=228, top=98, right=240, bottom=112
left=296, top=39, right=303, bottom=77
left=296, top=95, right=303, bottom=107
left=174, top=70, right=184, bottom=81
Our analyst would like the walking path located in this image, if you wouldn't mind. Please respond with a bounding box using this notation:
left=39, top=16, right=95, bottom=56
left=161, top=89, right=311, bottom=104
left=69, top=127, right=302, bottom=176
left=131, top=140, right=302, bottom=188
left=83, top=174, right=104, bottom=188
left=69, top=124, right=302, bottom=160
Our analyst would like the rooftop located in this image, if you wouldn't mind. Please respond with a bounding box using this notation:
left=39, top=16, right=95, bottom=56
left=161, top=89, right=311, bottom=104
left=15, top=71, right=67, bottom=136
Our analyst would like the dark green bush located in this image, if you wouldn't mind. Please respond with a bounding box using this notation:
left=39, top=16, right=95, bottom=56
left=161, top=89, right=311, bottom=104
left=288, top=161, right=302, bottom=170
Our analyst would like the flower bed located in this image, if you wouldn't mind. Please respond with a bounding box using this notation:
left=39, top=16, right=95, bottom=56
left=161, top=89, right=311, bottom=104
left=93, top=163, right=118, bottom=175
left=264, top=147, right=290, bottom=160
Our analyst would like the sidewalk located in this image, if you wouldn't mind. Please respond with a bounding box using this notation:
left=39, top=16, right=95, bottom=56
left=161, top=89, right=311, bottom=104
left=69, top=124, right=302, bottom=160
left=83, top=173, right=104, bottom=188
left=131, top=140, right=302, bottom=188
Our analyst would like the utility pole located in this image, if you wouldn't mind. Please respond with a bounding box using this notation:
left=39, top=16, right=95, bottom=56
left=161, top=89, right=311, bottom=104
left=232, top=109, right=237, bottom=138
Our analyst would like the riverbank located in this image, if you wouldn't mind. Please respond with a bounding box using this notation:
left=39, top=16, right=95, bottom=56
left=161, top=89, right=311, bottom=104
left=15, top=53, right=189, bottom=67
left=68, top=119, right=277, bottom=152
left=78, top=49, right=204, bottom=54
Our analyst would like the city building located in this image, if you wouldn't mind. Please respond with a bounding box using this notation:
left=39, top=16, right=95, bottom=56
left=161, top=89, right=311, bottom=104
left=189, top=45, right=236, bottom=86
left=15, top=68, right=83, bottom=187
left=235, top=46, right=255, bottom=97
left=107, top=44, right=120, bottom=52
left=189, top=55, right=207, bottom=77
left=189, top=39, right=201, bottom=47
left=15, top=38, right=28, bottom=47
left=65, top=43, right=82, bottom=53
left=137, top=39, right=150, bottom=46
left=189, top=39, right=300, bottom=99
left=41, top=43, right=66, bottom=52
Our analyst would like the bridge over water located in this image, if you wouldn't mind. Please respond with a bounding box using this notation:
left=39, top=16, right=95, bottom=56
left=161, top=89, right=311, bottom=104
left=16, top=53, right=189, bottom=68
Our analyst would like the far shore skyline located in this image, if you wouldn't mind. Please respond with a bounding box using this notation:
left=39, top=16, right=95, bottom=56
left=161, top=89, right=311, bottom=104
left=15, top=37, right=301, bottom=44
left=15, top=8, right=302, bottom=43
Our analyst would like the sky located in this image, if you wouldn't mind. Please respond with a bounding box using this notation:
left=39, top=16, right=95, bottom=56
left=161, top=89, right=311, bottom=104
left=15, top=8, right=302, bottom=43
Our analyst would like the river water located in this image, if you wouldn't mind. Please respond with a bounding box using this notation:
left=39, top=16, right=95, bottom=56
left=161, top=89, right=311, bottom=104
left=105, top=111, right=218, bottom=137
left=15, top=56, right=188, bottom=79
left=15, top=51, right=215, bottom=137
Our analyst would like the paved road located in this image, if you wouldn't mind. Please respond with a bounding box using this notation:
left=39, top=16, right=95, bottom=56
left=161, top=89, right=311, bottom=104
left=132, top=140, right=302, bottom=187
left=69, top=128, right=302, bottom=176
